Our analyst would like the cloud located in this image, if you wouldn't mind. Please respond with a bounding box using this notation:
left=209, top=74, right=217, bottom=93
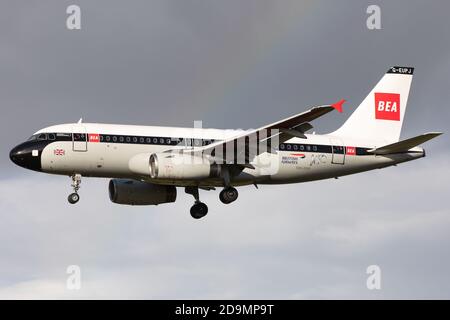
left=0, top=152, right=449, bottom=299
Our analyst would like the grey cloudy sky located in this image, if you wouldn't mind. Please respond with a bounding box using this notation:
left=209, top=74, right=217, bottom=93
left=0, top=0, right=449, bottom=299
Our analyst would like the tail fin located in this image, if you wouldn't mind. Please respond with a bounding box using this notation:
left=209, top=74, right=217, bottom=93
left=332, top=66, right=414, bottom=143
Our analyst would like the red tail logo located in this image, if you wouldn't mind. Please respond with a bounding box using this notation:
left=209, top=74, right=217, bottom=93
left=375, top=92, right=400, bottom=121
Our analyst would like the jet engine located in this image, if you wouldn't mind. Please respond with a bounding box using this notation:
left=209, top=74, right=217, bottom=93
left=108, top=179, right=177, bottom=205
left=149, top=153, right=220, bottom=180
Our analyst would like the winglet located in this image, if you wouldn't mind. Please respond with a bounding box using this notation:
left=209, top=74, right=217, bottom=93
left=331, top=99, right=346, bottom=113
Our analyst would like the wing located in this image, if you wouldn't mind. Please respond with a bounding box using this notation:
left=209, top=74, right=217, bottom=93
left=190, top=100, right=346, bottom=165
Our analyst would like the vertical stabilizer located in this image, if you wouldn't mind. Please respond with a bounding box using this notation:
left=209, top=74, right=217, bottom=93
left=332, top=66, right=414, bottom=143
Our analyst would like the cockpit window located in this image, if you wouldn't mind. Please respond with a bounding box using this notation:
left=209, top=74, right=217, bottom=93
left=27, top=133, right=57, bottom=141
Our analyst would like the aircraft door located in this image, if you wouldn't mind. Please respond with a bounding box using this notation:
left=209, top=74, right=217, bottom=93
left=72, top=125, right=87, bottom=152
left=330, top=137, right=345, bottom=165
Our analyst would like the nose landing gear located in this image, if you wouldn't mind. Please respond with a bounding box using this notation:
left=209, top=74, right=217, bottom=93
left=68, top=174, right=81, bottom=204
left=68, top=192, right=80, bottom=204
left=185, top=186, right=208, bottom=219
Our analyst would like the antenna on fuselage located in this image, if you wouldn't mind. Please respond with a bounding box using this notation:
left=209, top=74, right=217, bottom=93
left=77, top=118, right=83, bottom=124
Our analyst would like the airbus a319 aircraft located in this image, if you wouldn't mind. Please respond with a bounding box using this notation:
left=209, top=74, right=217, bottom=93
left=10, top=67, right=442, bottom=219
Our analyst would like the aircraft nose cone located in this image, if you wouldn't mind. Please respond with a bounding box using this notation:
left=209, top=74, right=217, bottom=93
left=9, top=142, right=42, bottom=171
left=9, top=145, right=21, bottom=165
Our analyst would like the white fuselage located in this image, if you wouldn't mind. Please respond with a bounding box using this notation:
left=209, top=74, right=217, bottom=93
left=32, top=123, right=424, bottom=187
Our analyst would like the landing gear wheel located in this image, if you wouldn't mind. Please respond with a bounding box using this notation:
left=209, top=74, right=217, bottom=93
left=68, top=174, right=82, bottom=204
left=185, top=187, right=209, bottom=219
left=219, top=187, right=238, bottom=204
left=190, top=202, right=208, bottom=219
left=68, top=193, right=80, bottom=204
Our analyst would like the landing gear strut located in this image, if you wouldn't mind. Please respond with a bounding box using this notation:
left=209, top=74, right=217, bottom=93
left=68, top=174, right=81, bottom=204
left=219, top=187, right=238, bottom=204
left=185, top=186, right=208, bottom=219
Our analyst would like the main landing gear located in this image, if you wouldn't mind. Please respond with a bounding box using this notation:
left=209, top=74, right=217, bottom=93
left=185, top=186, right=208, bottom=219
left=219, top=187, right=238, bottom=204
left=218, top=167, right=238, bottom=204
left=185, top=186, right=239, bottom=219
left=68, top=174, right=81, bottom=204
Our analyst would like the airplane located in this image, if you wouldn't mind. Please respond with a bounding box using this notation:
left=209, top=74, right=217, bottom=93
left=9, top=66, right=442, bottom=219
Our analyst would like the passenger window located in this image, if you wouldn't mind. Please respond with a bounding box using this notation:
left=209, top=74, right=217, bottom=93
left=126, top=137, right=131, bottom=143
left=312, top=145, right=317, bottom=152
left=159, top=138, right=164, bottom=144
left=119, top=136, right=124, bottom=142
left=300, top=145, right=304, bottom=151
left=106, top=136, right=111, bottom=142
left=152, top=137, right=158, bottom=144
left=133, top=137, right=138, bottom=143
left=166, top=138, right=172, bottom=145
left=146, top=137, right=151, bottom=143
left=140, top=137, right=145, bottom=143
left=293, top=144, right=298, bottom=151
left=280, top=144, right=285, bottom=150
left=112, top=136, right=117, bottom=142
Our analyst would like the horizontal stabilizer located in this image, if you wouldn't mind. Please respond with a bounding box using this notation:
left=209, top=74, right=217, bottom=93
left=368, top=132, right=442, bottom=155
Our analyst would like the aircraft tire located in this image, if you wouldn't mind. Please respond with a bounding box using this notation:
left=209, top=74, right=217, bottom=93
left=68, top=193, right=80, bottom=204
left=219, top=187, right=238, bottom=204
left=190, top=202, right=208, bottom=219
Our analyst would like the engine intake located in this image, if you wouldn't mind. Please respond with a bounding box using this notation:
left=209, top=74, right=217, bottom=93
left=108, top=179, right=176, bottom=205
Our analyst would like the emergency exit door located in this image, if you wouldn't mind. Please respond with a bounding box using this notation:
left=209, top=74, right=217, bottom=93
left=72, top=125, right=87, bottom=152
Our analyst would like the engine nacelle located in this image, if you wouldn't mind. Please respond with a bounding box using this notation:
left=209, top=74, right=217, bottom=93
left=149, top=153, right=220, bottom=180
left=108, top=179, right=177, bottom=205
